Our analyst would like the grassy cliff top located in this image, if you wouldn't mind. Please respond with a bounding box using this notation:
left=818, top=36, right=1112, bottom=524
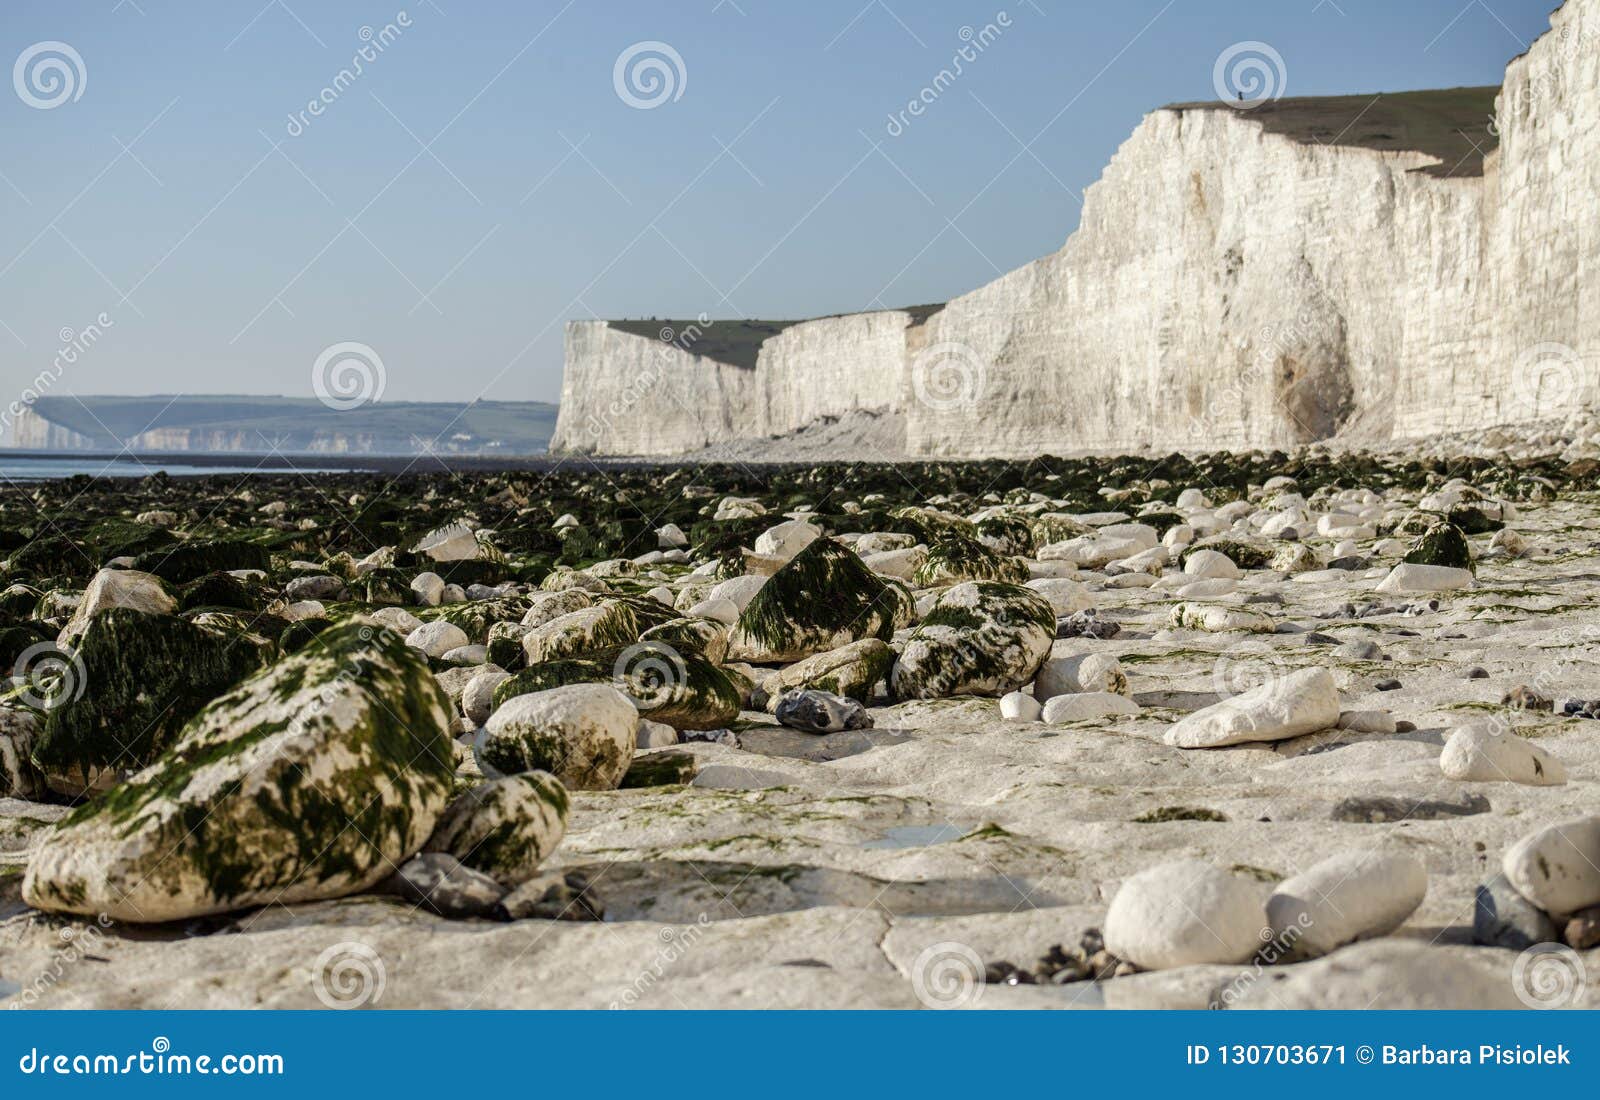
left=1166, top=86, right=1502, bottom=178
left=608, top=303, right=945, bottom=370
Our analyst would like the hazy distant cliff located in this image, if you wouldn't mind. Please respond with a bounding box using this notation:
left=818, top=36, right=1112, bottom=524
left=7, top=397, right=559, bottom=456
left=555, top=0, right=1598, bottom=458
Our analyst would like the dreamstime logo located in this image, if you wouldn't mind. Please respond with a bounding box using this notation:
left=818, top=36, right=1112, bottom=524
left=885, top=12, right=1013, bottom=137
left=910, top=941, right=985, bottom=1009
left=1512, top=943, right=1586, bottom=1009
left=312, top=342, right=386, bottom=411
left=613, top=41, right=687, bottom=110
left=1211, top=639, right=1289, bottom=700
left=1505, top=342, right=1587, bottom=420
left=312, top=941, right=386, bottom=1009
left=285, top=12, right=412, bottom=137
left=612, top=641, right=687, bottom=709
left=910, top=342, right=987, bottom=413
left=13, top=41, right=86, bottom=110
left=1213, top=41, right=1286, bottom=110
left=11, top=642, right=87, bottom=712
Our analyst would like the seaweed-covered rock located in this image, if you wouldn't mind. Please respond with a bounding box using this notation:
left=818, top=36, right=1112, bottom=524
left=382, top=853, right=505, bottom=919
left=1403, top=521, right=1473, bottom=572
left=419, top=595, right=532, bottom=644
left=478, top=683, right=637, bottom=790
left=522, top=600, right=640, bottom=665
left=913, top=532, right=1029, bottom=587
left=424, top=771, right=568, bottom=887
left=0, top=707, right=45, bottom=799
left=130, top=539, right=271, bottom=584
left=31, top=609, right=269, bottom=796
left=973, top=513, right=1035, bottom=557
left=58, top=568, right=175, bottom=643
left=774, top=638, right=895, bottom=702
left=520, top=588, right=593, bottom=628
left=23, top=621, right=455, bottom=921
left=726, top=538, right=904, bottom=664
left=1178, top=538, right=1274, bottom=570
left=494, top=644, right=741, bottom=730
left=890, top=582, right=1055, bottom=700
left=640, top=616, right=729, bottom=665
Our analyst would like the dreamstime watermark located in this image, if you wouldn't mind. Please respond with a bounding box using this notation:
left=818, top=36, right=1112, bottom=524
left=5, top=915, right=113, bottom=1009
left=910, top=940, right=985, bottom=1009
left=884, top=12, right=1013, bottom=137
left=1504, top=341, right=1589, bottom=421
left=1209, top=913, right=1314, bottom=1009
left=9, top=642, right=88, bottom=712
left=583, top=314, right=713, bottom=440
left=613, top=41, right=687, bottom=110
left=312, top=941, right=387, bottom=1009
left=1182, top=296, right=1340, bottom=438
left=312, top=341, right=386, bottom=411
left=1511, top=943, right=1586, bottom=1009
left=1214, top=41, right=1287, bottom=110
left=609, top=915, right=712, bottom=1008
left=13, top=41, right=86, bottom=110
left=612, top=641, right=687, bottom=710
left=909, top=342, right=987, bottom=413
left=285, top=12, right=412, bottom=136
left=2, top=312, right=114, bottom=441
left=1490, top=23, right=1594, bottom=136
left=1211, top=639, right=1292, bottom=701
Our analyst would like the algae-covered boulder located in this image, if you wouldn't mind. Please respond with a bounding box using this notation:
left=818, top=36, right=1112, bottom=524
left=522, top=599, right=640, bottom=665
left=890, top=582, right=1055, bottom=700
left=1404, top=521, right=1473, bottom=572
left=129, top=539, right=271, bottom=584
left=973, top=513, right=1035, bottom=557
left=494, top=643, right=741, bottom=730
left=640, top=616, right=729, bottom=665
left=912, top=533, right=1030, bottom=587
left=775, top=638, right=895, bottom=702
left=30, top=608, right=269, bottom=796
left=57, top=568, right=175, bottom=644
left=424, top=771, right=568, bottom=887
left=23, top=621, right=455, bottom=921
left=0, top=707, right=45, bottom=800
left=725, top=538, right=905, bottom=664
left=419, top=595, right=532, bottom=644
left=478, top=683, right=637, bottom=790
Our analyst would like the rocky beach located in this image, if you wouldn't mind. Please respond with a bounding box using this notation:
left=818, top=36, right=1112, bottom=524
left=2, top=437, right=1597, bottom=1009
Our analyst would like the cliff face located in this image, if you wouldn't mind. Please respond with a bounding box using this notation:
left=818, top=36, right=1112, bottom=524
left=555, top=0, right=1598, bottom=458
left=550, top=310, right=925, bottom=455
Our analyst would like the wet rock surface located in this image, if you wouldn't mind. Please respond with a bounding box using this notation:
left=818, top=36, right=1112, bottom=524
left=1, top=456, right=1599, bottom=1008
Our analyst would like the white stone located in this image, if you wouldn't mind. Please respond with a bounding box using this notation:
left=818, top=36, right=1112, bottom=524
left=688, top=597, right=740, bottom=626
left=1167, top=603, right=1273, bottom=633
left=1034, top=652, right=1128, bottom=701
left=463, top=669, right=512, bottom=726
left=999, top=692, right=1042, bottom=723
left=1041, top=692, right=1138, bottom=724
left=1104, top=860, right=1265, bottom=970
left=1266, top=851, right=1427, bottom=959
left=656, top=523, right=688, bottom=549
left=1024, top=578, right=1093, bottom=616
left=1375, top=564, right=1475, bottom=594
left=1439, top=725, right=1567, bottom=786
left=1502, top=816, right=1600, bottom=915
left=709, top=575, right=766, bottom=613
left=1165, top=667, right=1340, bottom=748
left=1183, top=549, right=1240, bottom=579
left=407, top=621, right=471, bottom=659
left=636, top=719, right=680, bottom=749
left=412, top=522, right=480, bottom=562
left=58, top=569, right=175, bottom=643
left=1337, top=710, right=1396, bottom=734
left=369, top=606, right=424, bottom=634
left=862, top=547, right=926, bottom=580
left=753, top=520, right=821, bottom=562
left=480, top=684, right=638, bottom=791
left=411, top=571, right=446, bottom=607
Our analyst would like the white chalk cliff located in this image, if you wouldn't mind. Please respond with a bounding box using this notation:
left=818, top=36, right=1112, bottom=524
left=552, top=0, right=1598, bottom=458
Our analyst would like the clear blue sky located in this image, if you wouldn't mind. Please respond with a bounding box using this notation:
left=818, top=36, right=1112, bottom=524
left=2, top=0, right=1559, bottom=404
